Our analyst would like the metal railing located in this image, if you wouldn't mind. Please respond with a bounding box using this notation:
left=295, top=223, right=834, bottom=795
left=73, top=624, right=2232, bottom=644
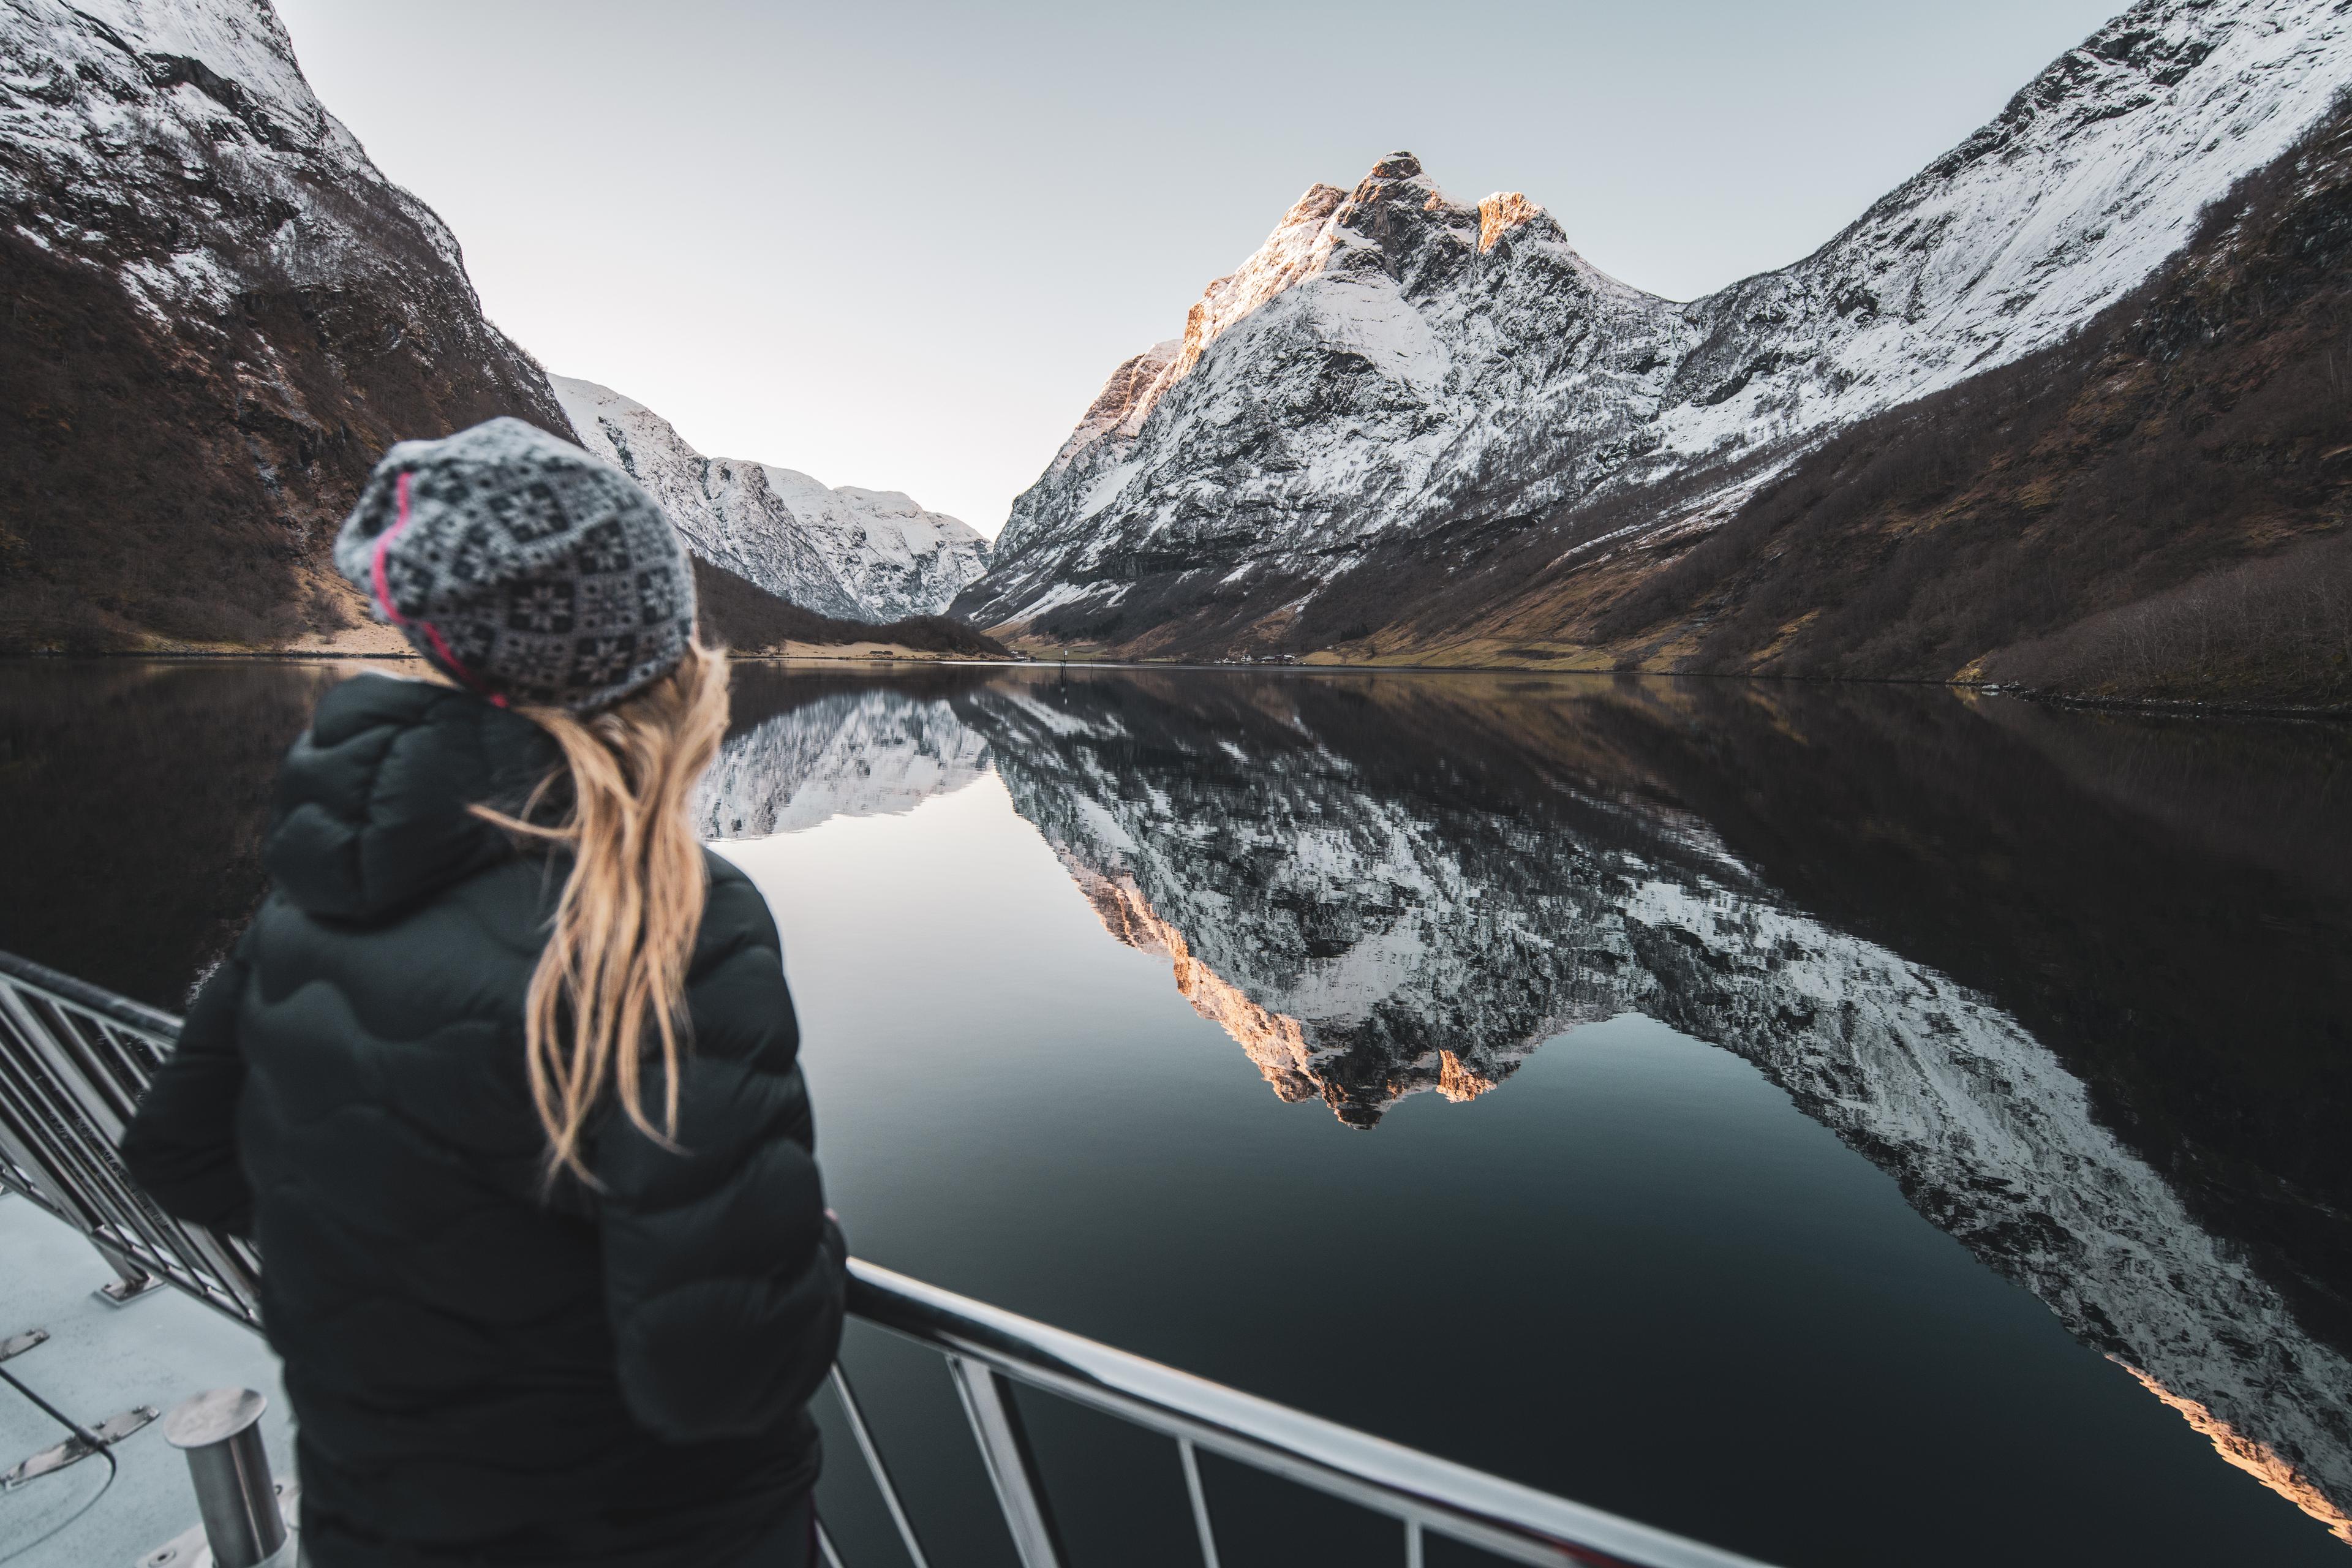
left=0, top=951, right=1776, bottom=1568
left=0, top=951, right=262, bottom=1321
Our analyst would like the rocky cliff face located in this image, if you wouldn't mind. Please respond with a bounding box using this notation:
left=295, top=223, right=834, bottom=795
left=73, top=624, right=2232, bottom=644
left=554, top=377, right=991, bottom=623
left=0, top=0, right=573, bottom=650
left=959, top=0, right=2352, bottom=669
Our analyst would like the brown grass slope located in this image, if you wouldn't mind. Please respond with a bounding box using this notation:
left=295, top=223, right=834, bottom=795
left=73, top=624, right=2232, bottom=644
left=0, top=227, right=575, bottom=652
left=1522, top=97, right=2352, bottom=703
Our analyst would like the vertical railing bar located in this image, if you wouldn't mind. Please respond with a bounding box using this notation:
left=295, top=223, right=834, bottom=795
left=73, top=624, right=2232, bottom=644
left=1178, top=1435, right=1222, bottom=1568
left=814, top=1513, right=848, bottom=1568
left=0, top=973, right=256, bottom=1322
left=0, top=989, right=123, bottom=1233
left=12, top=989, right=130, bottom=1137
left=1406, top=1515, right=1425, bottom=1568
left=948, top=1353, right=1065, bottom=1568
left=0, top=986, right=166, bottom=1296
left=828, top=1363, right=933, bottom=1568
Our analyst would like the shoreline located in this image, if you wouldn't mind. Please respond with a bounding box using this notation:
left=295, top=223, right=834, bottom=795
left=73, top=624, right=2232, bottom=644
left=4, top=649, right=2344, bottom=721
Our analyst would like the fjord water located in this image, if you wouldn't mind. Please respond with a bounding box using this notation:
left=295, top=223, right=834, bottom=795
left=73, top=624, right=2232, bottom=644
left=4, top=663, right=2349, bottom=1566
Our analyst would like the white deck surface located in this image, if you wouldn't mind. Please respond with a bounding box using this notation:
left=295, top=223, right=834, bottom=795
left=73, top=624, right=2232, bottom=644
left=0, top=1193, right=292, bottom=1567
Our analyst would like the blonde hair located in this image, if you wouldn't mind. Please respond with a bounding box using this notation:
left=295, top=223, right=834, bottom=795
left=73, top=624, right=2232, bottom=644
left=475, top=642, right=731, bottom=1182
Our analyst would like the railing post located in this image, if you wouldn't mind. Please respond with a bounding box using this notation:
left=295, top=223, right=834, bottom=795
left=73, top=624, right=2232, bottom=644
left=0, top=967, right=263, bottom=1326
left=1178, top=1436, right=1223, bottom=1568
left=948, top=1353, right=1065, bottom=1568
left=829, top=1363, right=932, bottom=1568
left=162, top=1389, right=287, bottom=1568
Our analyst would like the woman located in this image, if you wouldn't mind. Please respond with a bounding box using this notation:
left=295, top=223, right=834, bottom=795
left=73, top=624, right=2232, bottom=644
left=122, top=418, right=846, bottom=1567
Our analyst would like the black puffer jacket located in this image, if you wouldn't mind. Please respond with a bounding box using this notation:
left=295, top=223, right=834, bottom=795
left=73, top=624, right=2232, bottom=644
left=121, top=674, right=846, bottom=1567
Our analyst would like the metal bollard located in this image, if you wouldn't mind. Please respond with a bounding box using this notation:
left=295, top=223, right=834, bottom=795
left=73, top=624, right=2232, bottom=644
left=162, top=1389, right=287, bottom=1568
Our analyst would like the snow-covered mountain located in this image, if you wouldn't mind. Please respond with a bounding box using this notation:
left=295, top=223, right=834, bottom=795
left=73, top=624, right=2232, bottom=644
left=554, top=377, right=865, bottom=619
left=0, top=0, right=571, bottom=649
left=553, top=377, right=991, bottom=623
left=960, top=0, right=2352, bottom=653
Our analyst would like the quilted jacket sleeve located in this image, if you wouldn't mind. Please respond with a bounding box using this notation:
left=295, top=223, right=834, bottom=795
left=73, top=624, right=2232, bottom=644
left=120, top=937, right=257, bottom=1236
left=594, top=865, right=848, bottom=1444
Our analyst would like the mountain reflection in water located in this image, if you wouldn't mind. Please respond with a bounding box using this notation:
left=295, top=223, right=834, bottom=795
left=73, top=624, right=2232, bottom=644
left=706, top=664, right=2352, bottom=1546
left=4, top=660, right=2349, bottom=1558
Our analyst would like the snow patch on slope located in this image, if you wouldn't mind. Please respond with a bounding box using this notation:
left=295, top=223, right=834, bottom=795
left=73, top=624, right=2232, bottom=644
left=1, top=0, right=482, bottom=317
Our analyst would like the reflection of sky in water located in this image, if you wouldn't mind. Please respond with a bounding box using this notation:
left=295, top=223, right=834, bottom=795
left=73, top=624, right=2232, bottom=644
left=701, top=678, right=2352, bottom=1565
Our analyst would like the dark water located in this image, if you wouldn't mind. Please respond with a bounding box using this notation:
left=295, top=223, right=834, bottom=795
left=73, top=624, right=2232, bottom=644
left=4, top=660, right=2350, bottom=1566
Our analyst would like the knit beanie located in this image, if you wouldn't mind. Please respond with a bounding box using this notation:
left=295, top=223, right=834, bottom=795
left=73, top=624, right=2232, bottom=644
left=332, top=418, right=698, bottom=712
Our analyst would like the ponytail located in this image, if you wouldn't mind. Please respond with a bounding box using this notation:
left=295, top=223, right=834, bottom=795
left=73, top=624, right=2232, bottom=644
left=475, top=641, right=731, bottom=1182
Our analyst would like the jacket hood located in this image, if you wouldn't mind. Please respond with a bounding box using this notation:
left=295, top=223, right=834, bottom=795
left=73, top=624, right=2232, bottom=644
left=265, top=674, right=562, bottom=923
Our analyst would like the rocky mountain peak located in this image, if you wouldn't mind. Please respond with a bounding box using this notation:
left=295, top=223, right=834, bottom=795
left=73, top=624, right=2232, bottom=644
left=1173, top=179, right=1348, bottom=377
left=1281, top=183, right=1353, bottom=225
left=1477, top=191, right=1547, bottom=253
left=1030, top=153, right=1559, bottom=503
left=1327, top=153, right=1490, bottom=282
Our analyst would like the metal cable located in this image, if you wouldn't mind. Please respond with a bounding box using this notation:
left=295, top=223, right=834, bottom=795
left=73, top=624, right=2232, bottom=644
left=0, top=1360, right=120, bottom=1561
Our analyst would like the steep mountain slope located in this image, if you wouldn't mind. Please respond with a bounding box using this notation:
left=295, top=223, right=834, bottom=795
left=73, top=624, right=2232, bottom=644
left=1570, top=96, right=2352, bottom=702
left=553, top=377, right=991, bottom=622
left=960, top=0, right=2352, bottom=677
left=0, top=0, right=573, bottom=651
left=552, top=377, right=865, bottom=619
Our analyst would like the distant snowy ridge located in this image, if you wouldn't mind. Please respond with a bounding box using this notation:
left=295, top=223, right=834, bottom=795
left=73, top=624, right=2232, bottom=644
left=963, top=0, right=2352, bottom=640
left=552, top=377, right=990, bottom=623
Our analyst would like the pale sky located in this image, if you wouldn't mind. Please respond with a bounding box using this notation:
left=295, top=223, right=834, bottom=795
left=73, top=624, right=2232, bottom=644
left=272, top=0, right=2124, bottom=537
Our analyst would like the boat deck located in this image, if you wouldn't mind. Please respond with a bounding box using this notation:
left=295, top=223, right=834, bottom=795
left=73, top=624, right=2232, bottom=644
left=0, top=1193, right=290, bottom=1568
left=1, top=949, right=1775, bottom=1568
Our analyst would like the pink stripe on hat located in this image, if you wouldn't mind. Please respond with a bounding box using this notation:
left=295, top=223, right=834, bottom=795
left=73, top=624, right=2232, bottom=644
left=371, top=472, right=508, bottom=708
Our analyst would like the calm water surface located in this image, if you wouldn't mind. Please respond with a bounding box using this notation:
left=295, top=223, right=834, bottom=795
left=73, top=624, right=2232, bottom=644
left=4, top=660, right=2350, bottom=1567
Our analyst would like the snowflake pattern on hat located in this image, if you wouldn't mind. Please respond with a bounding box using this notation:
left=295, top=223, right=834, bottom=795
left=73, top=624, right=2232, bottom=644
left=332, top=418, right=698, bottom=712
